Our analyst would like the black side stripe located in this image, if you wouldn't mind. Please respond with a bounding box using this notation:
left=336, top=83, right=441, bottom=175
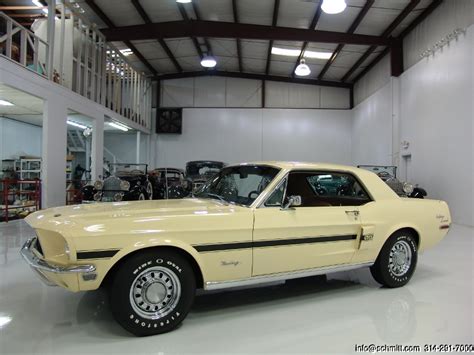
left=77, top=249, right=120, bottom=260
left=194, top=235, right=357, bottom=252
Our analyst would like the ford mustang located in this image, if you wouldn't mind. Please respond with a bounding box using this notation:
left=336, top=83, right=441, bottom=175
left=21, top=162, right=451, bottom=336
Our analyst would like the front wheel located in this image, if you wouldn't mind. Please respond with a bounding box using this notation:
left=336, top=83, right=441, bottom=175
left=370, top=231, right=418, bottom=288
left=109, top=250, right=196, bottom=336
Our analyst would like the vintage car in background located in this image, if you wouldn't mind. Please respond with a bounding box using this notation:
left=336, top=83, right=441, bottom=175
left=149, top=168, right=192, bottom=199
left=82, top=163, right=154, bottom=202
left=21, top=161, right=450, bottom=336
left=358, top=165, right=427, bottom=199
left=185, top=160, right=225, bottom=191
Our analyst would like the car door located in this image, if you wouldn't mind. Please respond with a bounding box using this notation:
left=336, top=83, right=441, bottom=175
left=252, top=170, right=371, bottom=276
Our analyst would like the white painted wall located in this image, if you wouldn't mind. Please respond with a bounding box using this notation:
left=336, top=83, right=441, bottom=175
left=154, top=108, right=352, bottom=169
left=352, top=24, right=473, bottom=226
left=104, top=132, right=149, bottom=165
left=161, top=77, right=350, bottom=109
left=351, top=81, right=393, bottom=166
left=398, top=24, right=473, bottom=226
left=0, top=117, right=42, bottom=161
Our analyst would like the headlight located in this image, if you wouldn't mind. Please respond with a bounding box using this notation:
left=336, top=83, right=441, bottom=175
left=403, top=182, right=414, bottom=195
left=114, top=193, right=123, bottom=202
left=94, top=180, right=103, bottom=190
left=93, top=192, right=102, bottom=201
left=120, top=180, right=130, bottom=191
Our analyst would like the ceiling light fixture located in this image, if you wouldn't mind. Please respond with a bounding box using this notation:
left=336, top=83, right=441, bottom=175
left=108, top=122, right=130, bottom=132
left=0, top=99, right=14, bottom=106
left=67, top=120, right=88, bottom=130
left=272, top=47, right=332, bottom=60
left=200, top=55, right=217, bottom=68
left=321, top=0, right=347, bottom=14
left=120, top=48, right=133, bottom=56
left=176, top=0, right=192, bottom=3
left=32, top=0, right=49, bottom=14
left=294, top=59, right=311, bottom=77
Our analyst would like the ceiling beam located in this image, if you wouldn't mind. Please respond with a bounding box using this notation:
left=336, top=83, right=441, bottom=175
left=177, top=3, right=204, bottom=58
left=100, top=20, right=388, bottom=46
left=5, top=13, right=45, bottom=18
left=291, top=2, right=323, bottom=77
left=341, top=0, right=420, bottom=82
left=318, top=0, right=374, bottom=80
left=232, top=0, right=243, bottom=72
left=154, top=70, right=352, bottom=89
left=131, top=0, right=182, bottom=72
left=84, top=0, right=157, bottom=75
left=0, top=6, right=47, bottom=10
left=265, top=0, right=280, bottom=75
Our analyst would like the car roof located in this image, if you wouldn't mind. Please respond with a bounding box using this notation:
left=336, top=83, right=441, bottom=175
left=234, top=161, right=363, bottom=172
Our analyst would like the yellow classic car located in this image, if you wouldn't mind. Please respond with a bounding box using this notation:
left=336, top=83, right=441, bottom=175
left=21, top=162, right=451, bottom=336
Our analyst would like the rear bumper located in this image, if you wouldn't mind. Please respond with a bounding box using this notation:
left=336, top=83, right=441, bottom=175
left=20, top=237, right=96, bottom=288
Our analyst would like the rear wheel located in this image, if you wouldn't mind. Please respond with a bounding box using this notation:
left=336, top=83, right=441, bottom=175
left=109, top=250, right=196, bottom=336
left=370, top=231, right=418, bottom=288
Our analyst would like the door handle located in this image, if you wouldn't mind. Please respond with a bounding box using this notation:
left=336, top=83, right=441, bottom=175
left=345, top=210, right=360, bottom=216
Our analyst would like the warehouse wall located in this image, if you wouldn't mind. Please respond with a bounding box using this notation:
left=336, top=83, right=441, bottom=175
left=160, top=77, right=350, bottom=109
left=154, top=108, right=352, bottom=169
left=0, top=117, right=42, bottom=161
left=352, top=23, right=473, bottom=226
left=104, top=132, right=149, bottom=165
left=354, top=0, right=474, bottom=106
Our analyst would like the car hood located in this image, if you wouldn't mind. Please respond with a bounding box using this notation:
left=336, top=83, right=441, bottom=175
left=25, top=198, right=245, bottom=237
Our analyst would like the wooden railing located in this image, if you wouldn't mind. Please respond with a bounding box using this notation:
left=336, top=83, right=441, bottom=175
left=0, top=3, right=152, bottom=130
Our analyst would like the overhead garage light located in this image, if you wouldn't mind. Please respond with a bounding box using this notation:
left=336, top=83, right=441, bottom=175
left=272, top=47, right=332, bottom=60
left=176, top=0, right=192, bottom=3
left=200, top=55, right=217, bottom=68
left=108, top=121, right=130, bottom=132
left=67, top=120, right=88, bottom=130
left=321, top=0, right=347, bottom=14
left=0, top=99, right=14, bottom=106
left=294, top=59, right=311, bottom=77
left=120, top=48, right=133, bottom=56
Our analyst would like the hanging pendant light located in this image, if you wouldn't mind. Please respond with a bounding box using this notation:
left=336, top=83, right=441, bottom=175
left=321, top=0, right=347, bottom=14
left=200, top=55, right=217, bottom=68
left=294, top=59, right=311, bottom=76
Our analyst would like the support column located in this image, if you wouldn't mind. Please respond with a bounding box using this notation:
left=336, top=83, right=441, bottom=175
left=91, top=115, right=104, bottom=180
left=136, top=131, right=141, bottom=163
left=42, top=97, right=67, bottom=208
left=391, top=77, right=401, bottom=167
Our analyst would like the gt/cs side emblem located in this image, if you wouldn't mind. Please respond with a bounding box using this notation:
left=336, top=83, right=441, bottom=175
left=221, top=261, right=240, bottom=267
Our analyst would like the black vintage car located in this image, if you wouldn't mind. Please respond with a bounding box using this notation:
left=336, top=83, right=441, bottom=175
left=185, top=160, right=225, bottom=192
left=82, top=163, right=154, bottom=202
left=357, top=165, right=427, bottom=198
left=149, top=168, right=192, bottom=199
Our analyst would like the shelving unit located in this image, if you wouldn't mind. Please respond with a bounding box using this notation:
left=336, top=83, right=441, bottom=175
left=19, top=158, right=42, bottom=180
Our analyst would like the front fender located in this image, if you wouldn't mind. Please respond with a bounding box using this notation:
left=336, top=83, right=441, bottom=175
left=77, top=237, right=207, bottom=291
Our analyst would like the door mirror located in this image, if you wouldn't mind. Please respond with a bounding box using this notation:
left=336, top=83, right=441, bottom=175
left=281, top=195, right=302, bottom=210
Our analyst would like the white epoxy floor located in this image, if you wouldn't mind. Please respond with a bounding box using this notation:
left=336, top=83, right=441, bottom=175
left=0, top=221, right=472, bottom=354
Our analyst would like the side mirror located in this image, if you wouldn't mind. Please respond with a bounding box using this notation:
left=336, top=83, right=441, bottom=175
left=281, top=195, right=302, bottom=210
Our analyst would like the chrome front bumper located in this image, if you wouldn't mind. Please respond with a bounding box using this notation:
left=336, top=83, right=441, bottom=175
left=20, top=237, right=96, bottom=286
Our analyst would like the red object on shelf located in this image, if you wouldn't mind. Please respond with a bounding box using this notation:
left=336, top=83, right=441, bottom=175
left=0, top=179, right=41, bottom=223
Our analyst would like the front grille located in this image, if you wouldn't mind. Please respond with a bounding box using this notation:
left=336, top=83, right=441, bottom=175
left=102, top=176, right=122, bottom=199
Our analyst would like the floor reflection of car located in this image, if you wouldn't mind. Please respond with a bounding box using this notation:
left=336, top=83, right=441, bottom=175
left=149, top=168, right=192, bottom=199
left=358, top=165, right=427, bottom=199
left=185, top=160, right=225, bottom=191
left=82, top=163, right=154, bottom=202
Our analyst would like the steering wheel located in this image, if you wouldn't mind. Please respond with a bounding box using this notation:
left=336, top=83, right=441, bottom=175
left=248, top=190, right=260, bottom=200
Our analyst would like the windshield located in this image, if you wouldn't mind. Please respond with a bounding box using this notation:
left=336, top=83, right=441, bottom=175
left=196, top=165, right=280, bottom=206
left=111, top=163, right=148, bottom=175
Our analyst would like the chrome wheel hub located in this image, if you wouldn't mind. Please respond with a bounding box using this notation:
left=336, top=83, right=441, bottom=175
left=388, top=240, right=412, bottom=277
left=130, top=267, right=181, bottom=320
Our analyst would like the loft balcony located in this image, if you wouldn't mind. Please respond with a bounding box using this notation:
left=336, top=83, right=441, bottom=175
left=0, top=3, right=152, bottom=131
